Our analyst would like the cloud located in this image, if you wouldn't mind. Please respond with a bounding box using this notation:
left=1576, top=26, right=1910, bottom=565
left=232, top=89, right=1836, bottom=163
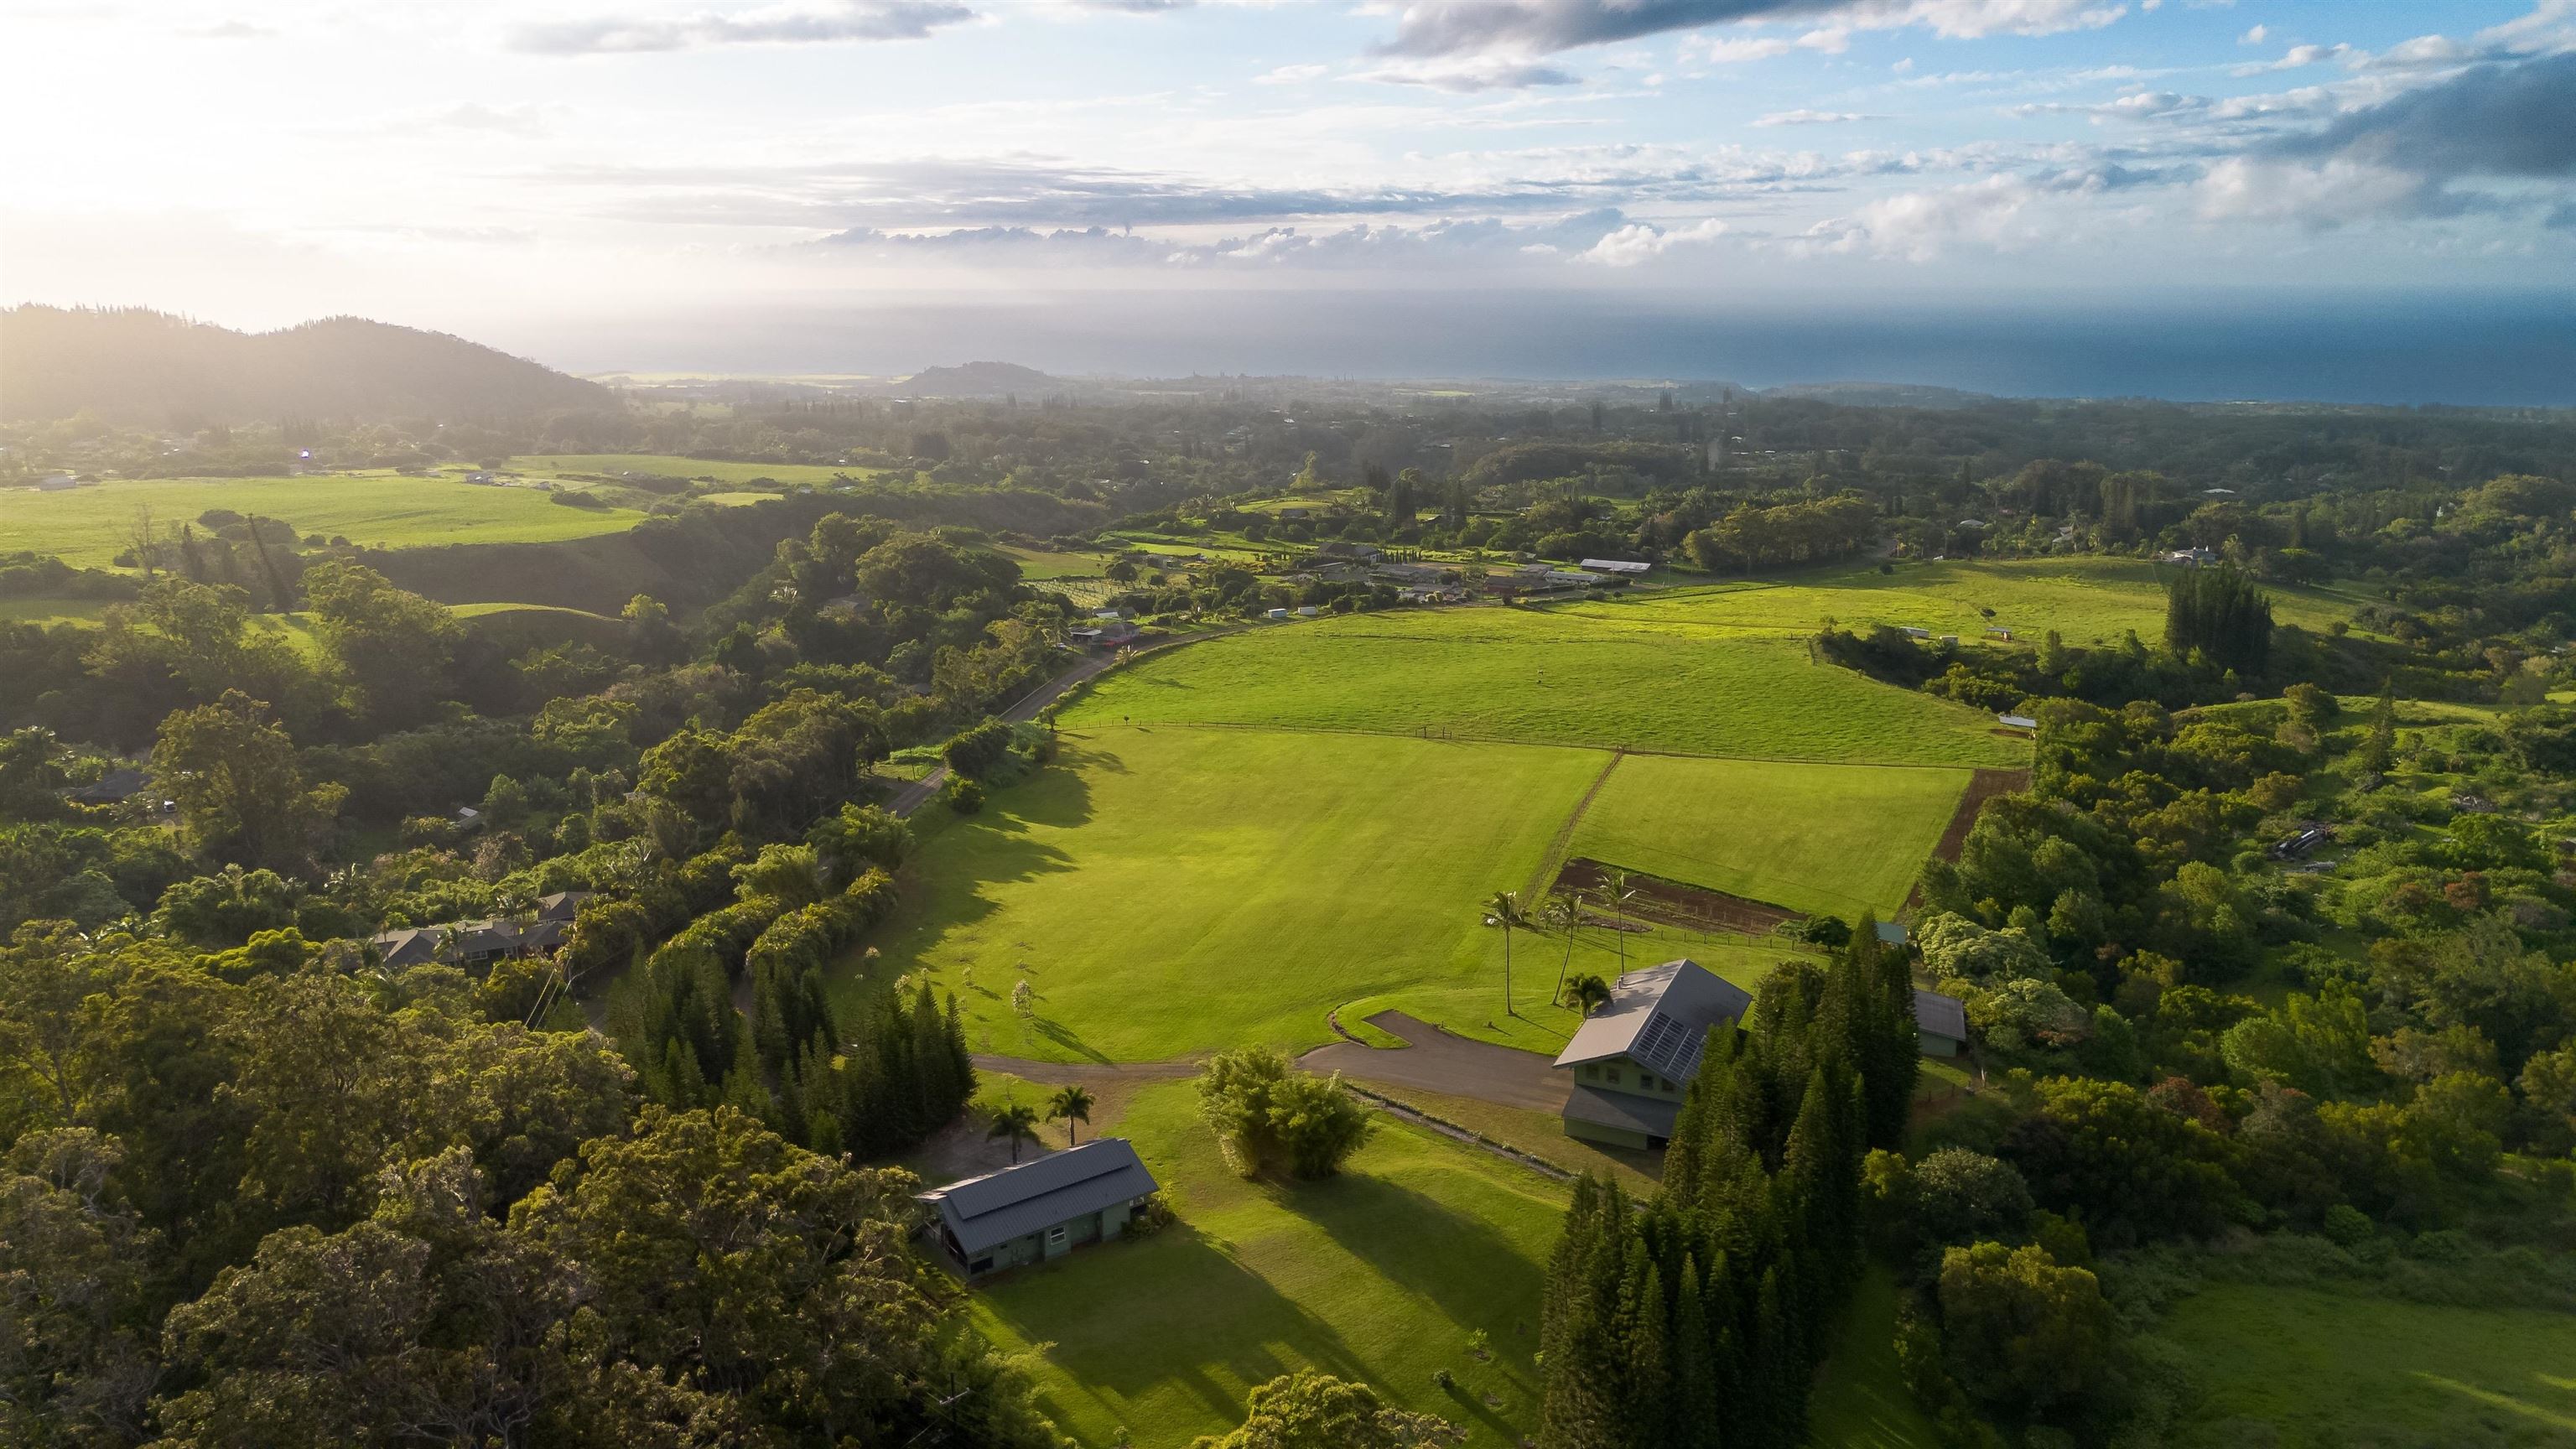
left=1374, top=0, right=2123, bottom=63
left=509, top=0, right=974, bottom=54
left=1353, top=56, right=1582, bottom=89
left=2268, top=51, right=2576, bottom=180
left=2230, top=42, right=2350, bottom=75
left=429, top=103, right=558, bottom=138
left=1072, top=0, right=1194, bottom=11
left=1577, top=216, right=1728, bottom=262
left=179, top=19, right=274, bottom=39
left=2236, top=23, right=2262, bottom=44
left=1254, top=63, right=1330, bottom=83
left=1800, top=174, right=2038, bottom=257
left=1755, top=107, right=1872, bottom=125
left=2195, top=157, right=2439, bottom=226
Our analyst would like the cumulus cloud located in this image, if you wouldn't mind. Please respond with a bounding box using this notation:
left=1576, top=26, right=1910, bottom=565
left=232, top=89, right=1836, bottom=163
left=1254, top=62, right=1330, bottom=83
left=1577, top=216, right=1728, bottom=262
left=1374, top=0, right=2123, bottom=64
left=510, top=0, right=974, bottom=54
left=1353, top=56, right=1581, bottom=88
left=1800, top=174, right=2037, bottom=258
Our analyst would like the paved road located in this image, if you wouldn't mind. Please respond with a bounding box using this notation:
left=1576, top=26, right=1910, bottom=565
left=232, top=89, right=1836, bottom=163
left=1299, top=1010, right=1571, bottom=1114
left=886, top=626, right=1246, bottom=818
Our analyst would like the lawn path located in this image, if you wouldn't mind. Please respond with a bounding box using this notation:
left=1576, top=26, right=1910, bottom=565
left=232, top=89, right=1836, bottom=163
left=1521, top=749, right=1624, bottom=901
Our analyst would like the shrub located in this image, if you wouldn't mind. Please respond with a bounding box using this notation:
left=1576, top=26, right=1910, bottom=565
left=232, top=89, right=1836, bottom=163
left=946, top=777, right=985, bottom=814
left=2320, top=1202, right=2374, bottom=1246
left=942, top=717, right=1015, bottom=780
left=1195, top=1045, right=1374, bottom=1179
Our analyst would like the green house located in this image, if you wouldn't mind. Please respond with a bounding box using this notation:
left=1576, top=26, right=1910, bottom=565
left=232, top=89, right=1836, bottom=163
left=1552, top=959, right=1753, bottom=1150
left=919, top=1138, right=1161, bottom=1280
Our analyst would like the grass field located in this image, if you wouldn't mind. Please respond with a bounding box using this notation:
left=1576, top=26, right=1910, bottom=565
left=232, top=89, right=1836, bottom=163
left=1559, top=557, right=2368, bottom=647
left=967, top=1080, right=1566, bottom=1449
left=509, top=453, right=867, bottom=486
left=2155, top=1284, right=2576, bottom=1447
left=1058, top=613, right=2027, bottom=767
left=999, top=544, right=1115, bottom=580
left=1, top=473, right=647, bottom=568
left=1806, top=1268, right=1940, bottom=1449
left=848, top=725, right=1901, bottom=1065
left=1566, top=753, right=1971, bottom=918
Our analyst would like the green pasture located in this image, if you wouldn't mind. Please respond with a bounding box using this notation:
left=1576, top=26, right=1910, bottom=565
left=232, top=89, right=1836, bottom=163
left=967, top=1080, right=1566, bottom=1449
left=2155, top=1284, right=2576, bottom=1446
left=0, top=597, right=113, bottom=626
left=999, top=544, right=1114, bottom=580
left=508, top=453, right=867, bottom=487
left=1057, top=611, right=2027, bottom=767
left=1558, top=557, right=2365, bottom=647
left=0, top=472, right=647, bottom=569
left=1566, top=754, right=1971, bottom=919
left=848, top=726, right=1885, bottom=1064
left=1805, top=1268, right=1940, bottom=1449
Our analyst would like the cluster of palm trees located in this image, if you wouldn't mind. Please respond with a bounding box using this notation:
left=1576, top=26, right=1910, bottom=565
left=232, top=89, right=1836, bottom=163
left=984, top=1083, right=1097, bottom=1164
left=1482, top=867, right=1640, bottom=1021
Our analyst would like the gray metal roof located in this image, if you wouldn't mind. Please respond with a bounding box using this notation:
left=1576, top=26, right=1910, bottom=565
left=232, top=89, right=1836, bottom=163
left=1553, top=959, right=1752, bottom=1082
left=1913, top=989, right=1970, bottom=1041
left=1561, top=1084, right=1681, bottom=1140
left=920, top=1139, right=1159, bottom=1257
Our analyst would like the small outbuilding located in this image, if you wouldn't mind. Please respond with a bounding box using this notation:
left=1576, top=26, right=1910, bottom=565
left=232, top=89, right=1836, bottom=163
left=921, top=1139, right=1161, bottom=1280
left=65, top=767, right=148, bottom=806
left=1579, top=558, right=1652, bottom=575
left=1997, top=713, right=2038, bottom=731
left=1913, top=989, right=1970, bottom=1057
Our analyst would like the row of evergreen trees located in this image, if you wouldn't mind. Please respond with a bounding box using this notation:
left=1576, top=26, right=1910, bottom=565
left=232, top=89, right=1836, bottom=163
left=2163, top=564, right=2274, bottom=674
left=1538, top=918, right=1919, bottom=1448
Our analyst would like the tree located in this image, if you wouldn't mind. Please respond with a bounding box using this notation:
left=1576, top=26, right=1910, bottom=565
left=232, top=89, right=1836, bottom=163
left=1545, top=888, right=1583, bottom=1005
left=299, top=560, right=462, bottom=726
left=1195, top=1046, right=1371, bottom=1178
left=1485, top=890, right=1529, bottom=1018
left=1596, top=869, right=1637, bottom=978
left=1191, top=1371, right=1463, bottom=1449
left=2358, top=684, right=2397, bottom=773
left=2163, top=564, right=2272, bottom=675
left=1564, top=972, right=1613, bottom=1015
left=988, top=1101, right=1041, bottom=1163
left=943, top=717, right=1016, bottom=782
left=151, top=691, right=343, bottom=869
left=1911, top=1149, right=2034, bottom=1249
left=1046, top=1084, right=1095, bottom=1146
left=1265, top=1072, right=1374, bottom=1179
left=1935, top=1242, right=2112, bottom=1418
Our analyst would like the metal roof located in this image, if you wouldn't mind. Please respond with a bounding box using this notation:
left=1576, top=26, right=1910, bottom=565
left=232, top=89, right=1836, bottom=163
left=1913, top=989, right=1970, bottom=1041
left=1552, top=959, right=1752, bottom=1082
left=920, top=1139, right=1160, bottom=1257
left=1561, top=1084, right=1681, bottom=1140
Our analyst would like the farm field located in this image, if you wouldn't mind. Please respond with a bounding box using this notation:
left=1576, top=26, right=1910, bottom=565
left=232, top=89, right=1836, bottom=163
left=1058, top=612, right=2027, bottom=767
left=966, top=1080, right=1566, bottom=1449
left=508, top=453, right=867, bottom=486
left=998, top=544, right=1114, bottom=579
left=1559, top=556, right=2367, bottom=646
left=0, top=471, right=647, bottom=568
left=2154, top=1284, right=2576, bottom=1447
left=1565, top=753, right=1971, bottom=919
left=846, top=724, right=1896, bottom=1065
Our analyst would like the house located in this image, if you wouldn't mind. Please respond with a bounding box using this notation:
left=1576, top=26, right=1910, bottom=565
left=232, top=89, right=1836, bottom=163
left=1316, top=541, right=1384, bottom=562
left=65, top=767, right=148, bottom=806
left=1552, top=959, right=1754, bottom=1150
left=1900, top=626, right=1931, bottom=639
left=1914, top=990, right=1970, bottom=1057
left=536, top=891, right=595, bottom=922
left=1279, top=506, right=1311, bottom=521
left=1579, top=558, right=1652, bottom=575
left=1265, top=607, right=1291, bottom=621
left=370, top=911, right=577, bottom=970
left=35, top=472, right=79, bottom=491
left=2164, top=548, right=2217, bottom=567
left=920, top=1138, right=1160, bottom=1280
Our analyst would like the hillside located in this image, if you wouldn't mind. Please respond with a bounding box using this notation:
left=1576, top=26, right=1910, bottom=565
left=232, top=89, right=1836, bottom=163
left=0, top=305, right=618, bottom=423
left=895, top=360, right=1059, bottom=397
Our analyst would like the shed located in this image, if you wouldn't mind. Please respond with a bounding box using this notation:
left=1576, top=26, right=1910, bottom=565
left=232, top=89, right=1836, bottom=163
left=1913, top=989, right=1970, bottom=1057
left=1997, top=713, right=2038, bottom=730
left=921, top=1139, right=1161, bottom=1279
left=1265, top=607, right=1290, bottom=621
left=1579, top=558, right=1652, bottom=575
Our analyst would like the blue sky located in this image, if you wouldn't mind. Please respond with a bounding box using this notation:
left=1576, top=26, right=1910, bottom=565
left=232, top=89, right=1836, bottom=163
left=5, top=0, right=2572, bottom=379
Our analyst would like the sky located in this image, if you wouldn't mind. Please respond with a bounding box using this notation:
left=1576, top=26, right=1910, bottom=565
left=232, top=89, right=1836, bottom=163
left=4, top=0, right=2573, bottom=394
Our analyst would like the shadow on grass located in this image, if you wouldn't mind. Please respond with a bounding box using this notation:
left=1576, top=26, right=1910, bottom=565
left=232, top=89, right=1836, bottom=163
left=1296, top=1171, right=1547, bottom=1354
left=1034, top=1015, right=1117, bottom=1066
left=980, top=1220, right=1373, bottom=1431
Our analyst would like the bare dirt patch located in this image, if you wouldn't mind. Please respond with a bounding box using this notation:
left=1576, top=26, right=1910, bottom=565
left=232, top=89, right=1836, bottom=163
left=1552, top=857, right=1800, bottom=935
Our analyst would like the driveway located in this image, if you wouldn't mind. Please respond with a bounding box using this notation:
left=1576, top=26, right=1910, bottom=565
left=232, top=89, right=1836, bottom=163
left=887, top=626, right=1244, bottom=818
left=1299, top=1011, right=1570, bottom=1114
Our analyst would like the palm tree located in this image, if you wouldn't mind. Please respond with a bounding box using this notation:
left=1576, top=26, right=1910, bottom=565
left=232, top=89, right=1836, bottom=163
left=1598, top=870, right=1639, bottom=977
left=1485, top=890, right=1529, bottom=1018
left=1046, top=1084, right=1095, bottom=1145
left=1545, top=888, right=1585, bottom=1006
left=1565, top=972, right=1613, bottom=1015
left=987, top=1102, right=1041, bottom=1164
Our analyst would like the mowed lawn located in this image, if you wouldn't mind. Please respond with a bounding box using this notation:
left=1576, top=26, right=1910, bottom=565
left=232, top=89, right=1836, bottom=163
left=1560, top=556, right=2365, bottom=647
left=1567, top=754, right=1971, bottom=918
left=2155, top=1285, right=2576, bottom=1447
left=846, top=729, right=1608, bottom=1062
left=1059, top=612, right=2025, bottom=767
left=1, top=472, right=647, bottom=568
left=967, top=1081, right=1566, bottom=1449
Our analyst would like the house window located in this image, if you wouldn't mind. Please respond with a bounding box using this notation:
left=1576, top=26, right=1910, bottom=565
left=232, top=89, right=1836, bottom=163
left=1047, top=1225, right=1067, bottom=1244
left=1581, top=1064, right=1599, bottom=1081
left=969, top=1258, right=993, bottom=1274
left=1605, top=1067, right=1622, bottom=1087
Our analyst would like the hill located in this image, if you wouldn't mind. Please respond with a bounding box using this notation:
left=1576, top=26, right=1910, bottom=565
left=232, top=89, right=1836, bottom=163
left=0, top=305, right=619, bottom=423
left=893, top=360, right=1059, bottom=397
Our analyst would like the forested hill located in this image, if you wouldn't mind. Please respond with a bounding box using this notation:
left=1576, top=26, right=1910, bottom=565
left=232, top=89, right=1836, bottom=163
left=0, top=305, right=618, bottom=423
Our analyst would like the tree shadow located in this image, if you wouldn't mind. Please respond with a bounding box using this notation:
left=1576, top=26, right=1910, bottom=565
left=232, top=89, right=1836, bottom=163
left=980, top=1220, right=1374, bottom=1434
left=1034, top=1015, right=1117, bottom=1066
left=1291, top=1171, right=1549, bottom=1359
